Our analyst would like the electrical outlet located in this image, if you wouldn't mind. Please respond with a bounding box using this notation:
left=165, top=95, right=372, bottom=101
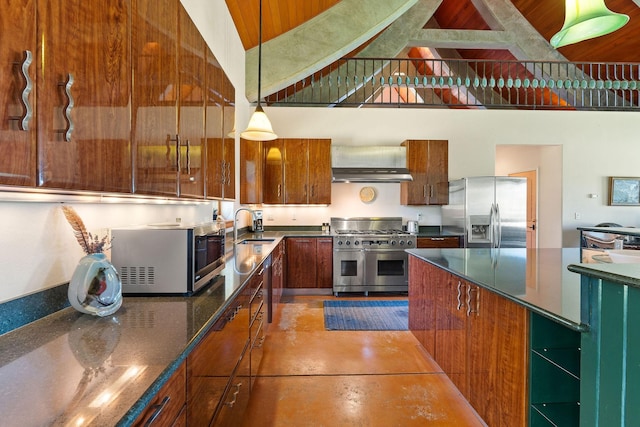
left=574, top=212, right=581, bottom=220
left=417, top=213, right=423, bottom=221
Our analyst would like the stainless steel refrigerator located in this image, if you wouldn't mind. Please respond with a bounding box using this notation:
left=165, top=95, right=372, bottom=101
left=442, top=176, right=527, bottom=248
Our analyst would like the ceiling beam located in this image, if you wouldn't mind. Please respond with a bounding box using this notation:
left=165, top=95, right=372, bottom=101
left=408, top=29, right=517, bottom=50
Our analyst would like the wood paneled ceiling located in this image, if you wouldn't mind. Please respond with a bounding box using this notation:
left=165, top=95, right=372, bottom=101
left=226, top=0, right=640, bottom=101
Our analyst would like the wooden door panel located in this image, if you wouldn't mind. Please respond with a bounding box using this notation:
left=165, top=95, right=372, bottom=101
left=37, top=0, right=131, bottom=192
left=177, top=5, right=205, bottom=198
left=427, top=140, right=449, bottom=205
left=0, top=0, right=36, bottom=186
left=262, top=140, right=284, bottom=203
left=283, top=139, right=308, bottom=204
left=240, top=139, right=263, bottom=204
left=285, top=238, right=317, bottom=288
left=408, top=256, right=436, bottom=356
left=222, top=73, right=236, bottom=199
left=307, top=139, right=331, bottom=204
left=132, top=0, right=179, bottom=196
left=435, top=274, right=468, bottom=396
left=316, top=237, right=333, bottom=288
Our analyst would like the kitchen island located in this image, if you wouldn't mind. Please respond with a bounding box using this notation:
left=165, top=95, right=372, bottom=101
left=408, top=248, right=640, bottom=426
left=0, top=235, right=286, bottom=426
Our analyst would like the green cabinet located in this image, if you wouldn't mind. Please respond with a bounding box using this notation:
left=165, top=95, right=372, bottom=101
left=529, top=312, right=580, bottom=426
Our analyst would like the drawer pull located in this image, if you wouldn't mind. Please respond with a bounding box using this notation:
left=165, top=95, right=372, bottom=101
left=13, top=50, right=33, bottom=131
left=456, top=281, right=464, bottom=310
left=430, top=238, right=445, bottom=241
left=57, top=74, right=74, bottom=141
left=224, top=382, right=243, bottom=407
left=144, top=396, right=170, bottom=426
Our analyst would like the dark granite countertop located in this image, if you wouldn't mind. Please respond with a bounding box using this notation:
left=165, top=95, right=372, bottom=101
left=0, top=235, right=284, bottom=426
left=407, top=248, right=586, bottom=331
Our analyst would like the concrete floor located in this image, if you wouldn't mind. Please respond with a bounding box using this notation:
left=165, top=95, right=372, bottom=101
left=241, top=295, right=486, bottom=426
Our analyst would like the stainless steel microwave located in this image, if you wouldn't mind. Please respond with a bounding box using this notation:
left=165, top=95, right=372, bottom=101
left=111, top=223, right=226, bottom=295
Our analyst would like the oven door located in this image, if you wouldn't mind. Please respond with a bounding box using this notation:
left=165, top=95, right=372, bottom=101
left=364, top=250, right=408, bottom=291
left=333, top=249, right=364, bottom=292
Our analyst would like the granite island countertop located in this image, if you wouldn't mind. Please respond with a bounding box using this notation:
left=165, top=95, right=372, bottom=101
left=0, top=234, right=286, bottom=427
left=407, top=248, right=586, bottom=331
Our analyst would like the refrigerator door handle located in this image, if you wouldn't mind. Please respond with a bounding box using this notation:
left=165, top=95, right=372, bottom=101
left=495, top=203, right=502, bottom=248
left=489, top=203, right=496, bottom=248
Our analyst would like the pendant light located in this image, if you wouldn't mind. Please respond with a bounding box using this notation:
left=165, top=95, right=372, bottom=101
left=241, top=0, right=277, bottom=141
left=550, top=0, right=629, bottom=48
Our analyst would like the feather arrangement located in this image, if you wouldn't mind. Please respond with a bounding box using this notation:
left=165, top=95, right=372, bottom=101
left=61, top=206, right=109, bottom=254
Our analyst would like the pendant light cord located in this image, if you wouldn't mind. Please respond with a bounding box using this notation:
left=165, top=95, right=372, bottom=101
left=257, top=0, right=263, bottom=107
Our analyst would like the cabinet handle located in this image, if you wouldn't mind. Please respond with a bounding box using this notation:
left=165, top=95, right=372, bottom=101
left=224, top=382, right=243, bottom=407
left=430, top=238, right=445, bottom=241
left=430, top=185, right=434, bottom=199
left=12, top=50, right=33, bottom=131
left=423, top=185, right=427, bottom=199
left=144, top=396, right=170, bottom=426
left=57, top=74, right=74, bottom=142
left=277, top=184, right=281, bottom=198
left=167, top=134, right=180, bottom=172
left=185, top=139, right=191, bottom=175
left=225, top=161, right=231, bottom=184
left=466, top=286, right=479, bottom=317
left=254, top=335, right=266, bottom=348
left=456, top=280, right=464, bottom=310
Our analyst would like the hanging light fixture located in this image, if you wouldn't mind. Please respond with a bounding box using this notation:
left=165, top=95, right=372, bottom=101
left=550, top=0, right=629, bottom=48
left=241, top=0, right=277, bottom=141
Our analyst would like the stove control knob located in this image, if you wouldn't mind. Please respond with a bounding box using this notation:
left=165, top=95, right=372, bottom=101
left=399, top=240, right=405, bottom=246
left=338, top=240, right=343, bottom=246
left=391, top=240, right=397, bottom=246
left=354, top=241, right=360, bottom=246
left=346, top=241, right=351, bottom=246
left=407, top=240, right=414, bottom=246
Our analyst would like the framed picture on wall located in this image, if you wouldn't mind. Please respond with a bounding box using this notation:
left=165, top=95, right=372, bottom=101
left=609, top=177, right=640, bottom=206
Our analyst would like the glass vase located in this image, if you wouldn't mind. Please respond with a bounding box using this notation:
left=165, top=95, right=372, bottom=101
left=68, top=253, right=122, bottom=317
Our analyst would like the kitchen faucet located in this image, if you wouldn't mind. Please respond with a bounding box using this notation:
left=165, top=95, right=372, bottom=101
left=233, top=207, right=254, bottom=242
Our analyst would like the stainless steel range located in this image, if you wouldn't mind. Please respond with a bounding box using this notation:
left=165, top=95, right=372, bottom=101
left=331, top=217, right=416, bottom=295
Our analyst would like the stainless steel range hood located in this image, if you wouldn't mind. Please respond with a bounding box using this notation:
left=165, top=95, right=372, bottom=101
left=331, top=146, right=413, bottom=183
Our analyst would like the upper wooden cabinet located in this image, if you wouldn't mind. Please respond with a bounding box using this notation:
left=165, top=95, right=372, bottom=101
left=37, top=0, right=132, bottom=192
left=401, top=139, right=449, bottom=205
left=0, top=0, right=37, bottom=187
left=133, top=1, right=207, bottom=198
left=240, top=139, right=263, bottom=204
left=262, top=138, right=331, bottom=205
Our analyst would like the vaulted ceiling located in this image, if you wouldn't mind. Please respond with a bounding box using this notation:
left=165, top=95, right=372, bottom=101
left=225, top=0, right=640, bottom=102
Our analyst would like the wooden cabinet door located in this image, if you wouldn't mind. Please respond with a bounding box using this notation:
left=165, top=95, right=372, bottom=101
left=240, top=139, right=263, bottom=204
left=401, top=140, right=448, bottom=206
left=426, top=139, right=449, bottom=204
left=308, top=139, right=332, bottom=204
left=132, top=0, right=179, bottom=196
left=222, top=73, right=235, bottom=200
left=408, top=256, right=437, bottom=356
left=417, top=236, right=461, bottom=248
left=316, top=237, right=333, bottom=288
left=283, top=139, right=308, bottom=204
left=285, top=238, right=317, bottom=288
left=133, top=362, right=186, bottom=426
left=467, top=285, right=528, bottom=427
left=37, top=0, right=132, bottom=192
left=262, top=140, right=284, bottom=204
left=0, top=0, right=36, bottom=186
left=435, top=275, right=468, bottom=396
left=205, top=46, right=224, bottom=199
left=176, top=5, right=205, bottom=198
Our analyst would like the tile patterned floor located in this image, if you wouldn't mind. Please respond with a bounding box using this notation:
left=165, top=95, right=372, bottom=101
left=241, top=295, right=486, bottom=426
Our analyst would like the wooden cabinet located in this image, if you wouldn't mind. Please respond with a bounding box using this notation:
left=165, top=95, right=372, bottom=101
left=187, top=287, right=250, bottom=426
left=408, top=255, right=437, bottom=356
left=240, top=139, right=263, bottom=204
left=409, top=256, right=528, bottom=426
left=401, top=139, right=448, bottom=205
left=417, top=236, right=460, bottom=248
left=37, top=0, right=132, bottom=192
left=263, top=139, right=331, bottom=205
left=205, top=51, right=235, bottom=200
left=285, top=237, right=332, bottom=288
left=269, top=240, right=285, bottom=322
left=133, top=1, right=207, bottom=198
left=0, top=0, right=36, bottom=187
left=133, top=361, right=187, bottom=426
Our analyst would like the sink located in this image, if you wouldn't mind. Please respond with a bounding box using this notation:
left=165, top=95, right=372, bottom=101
left=237, top=238, right=275, bottom=245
